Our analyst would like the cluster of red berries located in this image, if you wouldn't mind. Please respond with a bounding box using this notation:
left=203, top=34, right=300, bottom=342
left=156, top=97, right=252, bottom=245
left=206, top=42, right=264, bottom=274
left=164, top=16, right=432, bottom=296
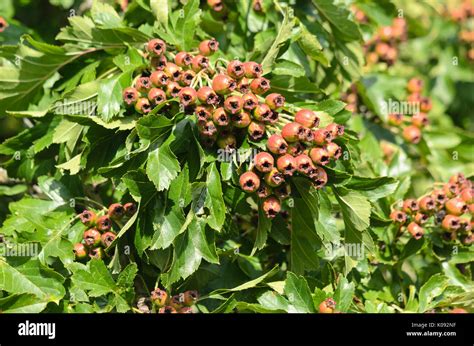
left=238, top=113, right=345, bottom=218
left=446, top=1, right=474, bottom=61
left=73, top=202, right=137, bottom=261
left=388, top=77, right=432, bottom=144
left=390, top=173, right=473, bottom=244
left=138, top=288, right=199, bottom=314
left=363, top=17, right=407, bottom=66
left=0, top=17, right=8, bottom=33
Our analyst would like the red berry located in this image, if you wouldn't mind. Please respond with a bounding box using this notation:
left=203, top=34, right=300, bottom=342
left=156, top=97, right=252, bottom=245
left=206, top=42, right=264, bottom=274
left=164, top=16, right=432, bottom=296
left=265, top=93, right=285, bottom=110
left=262, top=196, right=281, bottom=218
left=195, top=106, right=212, bottom=124
left=407, top=78, right=423, bottom=93
left=191, top=55, right=210, bottom=72
left=83, top=229, right=101, bottom=247
left=166, top=81, right=182, bottom=98
left=442, top=214, right=461, bottom=231
left=151, top=288, right=168, bottom=307
left=309, top=147, right=330, bottom=166
left=419, top=196, right=436, bottom=212
left=256, top=184, right=272, bottom=198
left=242, top=93, right=259, bottom=111
left=281, top=122, right=305, bottom=142
left=250, top=77, right=270, bottom=95
left=414, top=212, right=429, bottom=224
left=313, top=129, right=332, bottom=146
left=199, top=38, right=219, bottom=56
left=212, top=74, right=236, bottom=95
left=178, top=87, right=198, bottom=106
left=212, top=107, right=229, bottom=127
left=135, top=98, right=152, bottom=114
left=158, top=306, right=177, bottom=314
left=73, top=243, right=88, bottom=260
left=197, top=86, right=219, bottom=105
left=253, top=103, right=272, bottom=122
left=179, top=70, right=196, bottom=86
left=179, top=307, right=194, bottom=313
left=96, top=216, right=112, bottom=232
left=248, top=121, right=266, bottom=141
left=216, top=132, right=236, bottom=150
left=402, top=199, right=419, bottom=214
left=101, top=231, right=117, bottom=248
left=239, top=171, right=260, bottom=193
left=402, top=125, right=422, bottom=144
left=183, top=290, right=199, bottom=306
left=254, top=152, right=274, bottom=173
left=151, top=55, right=167, bottom=70
left=79, top=210, right=96, bottom=226
left=407, top=222, right=424, bottom=239
left=147, top=38, right=166, bottom=56
left=238, top=78, right=251, bottom=94
left=460, top=188, right=473, bottom=204
left=319, top=298, right=336, bottom=313
left=276, top=154, right=296, bottom=176
left=295, top=154, right=313, bottom=175
left=148, top=88, right=167, bottom=105
left=243, top=61, right=263, bottom=78
left=207, top=0, right=224, bottom=11
left=274, top=184, right=291, bottom=199
left=432, top=189, right=448, bottom=205
left=135, top=76, right=152, bottom=93
left=0, top=17, right=8, bottom=32
left=232, top=111, right=252, bottom=128
left=175, top=51, right=193, bottom=68
left=388, top=113, right=403, bottom=126
left=267, top=134, right=288, bottom=155
left=309, top=166, right=328, bottom=188
left=108, top=203, right=124, bottom=219
left=420, top=97, right=432, bottom=112
left=390, top=210, right=407, bottom=224
left=150, top=70, right=169, bottom=87
left=443, top=183, right=460, bottom=197
left=412, top=113, right=429, bottom=127
left=199, top=120, right=218, bottom=137
left=264, top=168, right=285, bottom=187
left=326, top=123, right=344, bottom=138
left=286, top=142, right=305, bottom=156
left=164, top=62, right=181, bottom=81
left=89, top=247, right=104, bottom=259
left=124, top=202, right=137, bottom=216
left=445, top=198, right=468, bottom=216
left=224, top=96, right=243, bottom=114
left=449, top=173, right=467, bottom=185
left=123, top=87, right=139, bottom=106
left=325, top=142, right=342, bottom=159
left=227, top=60, right=245, bottom=79
left=295, top=109, right=320, bottom=128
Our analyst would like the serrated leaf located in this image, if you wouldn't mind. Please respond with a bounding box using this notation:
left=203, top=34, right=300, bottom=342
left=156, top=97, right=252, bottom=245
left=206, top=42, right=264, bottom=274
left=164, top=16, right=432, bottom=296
left=284, top=272, right=316, bottom=313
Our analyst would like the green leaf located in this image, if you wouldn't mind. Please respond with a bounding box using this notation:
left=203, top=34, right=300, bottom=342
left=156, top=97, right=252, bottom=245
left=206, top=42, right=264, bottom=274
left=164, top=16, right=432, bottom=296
left=418, top=274, right=450, bottom=312
left=333, top=187, right=371, bottom=231
left=204, top=163, right=225, bottom=231
left=270, top=75, right=321, bottom=95
left=334, top=275, right=355, bottom=312
left=97, top=72, right=131, bottom=122
left=284, top=272, right=316, bottom=313
left=0, top=259, right=65, bottom=304
left=261, top=7, right=295, bottom=74
left=90, top=1, right=123, bottom=29
left=146, top=135, right=181, bottom=192
left=151, top=0, right=169, bottom=28
left=312, top=0, right=362, bottom=42
left=0, top=294, right=48, bottom=313
left=297, top=22, right=329, bottom=67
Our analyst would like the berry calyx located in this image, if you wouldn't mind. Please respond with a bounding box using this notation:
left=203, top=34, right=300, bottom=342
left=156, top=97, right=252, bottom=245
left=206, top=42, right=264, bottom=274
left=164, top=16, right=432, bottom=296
left=227, top=60, right=245, bottom=79
left=89, top=247, right=105, bottom=259
left=122, top=87, right=139, bottom=106
left=148, top=88, right=167, bottom=105
left=267, top=134, right=288, bottom=155
left=73, top=243, right=88, bottom=260
left=150, top=70, right=169, bottom=87
left=96, top=216, right=112, bottom=232
left=151, top=288, right=168, bottom=307
left=212, top=107, right=230, bottom=127
left=175, top=51, right=193, bottom=68
left=224, top=96, right=244, bottom=114
left=239, top=171, right=260, bottom=193
left=262, top=196, right=281, bottom=218
left=199, top=38, right=219, bottom=56
left=250, top=77, right=271, bottom=94
left=419, top=196, right=436, bottom=212
left=276, top=154, right=297, bottom=176
left=101, top=232, right=117, bottom=248
left=248, top=121, right=265, bottom=141
left=135, top=98, right=152, bottom=114
left=178, top=87, right=198, bottom=106
left=254, top=152, right=275, bottom=173
left=147, top=39, right=166, bottom=56
left=390, top=210, right=407, bottom=224
left=83, top=229, right=101, bottom=247
left=402, top=199, right=419, bottom=214
left=309, top=147, right=330, bottom=166
left=407, top=222, right=424, bottom=240
left=79, top=210, right=97, bottom=226
left=108, top=203, right=125, bottom=219
left=442, top=214, right=461, bottom=231
left=135, top=76, right=152, bottom=93
left=197, top=86, right=219, bottom=105
left=242, top=93, right=259, bottom=111
left=243, top=61, right=263, bottom=78
left=265, top=93, right=285, bottom=110
left=124, top=202, right=137, bottom=216
left=319, top=298, right=336, bottom=313
left=264, top=168, right=285, bottom=187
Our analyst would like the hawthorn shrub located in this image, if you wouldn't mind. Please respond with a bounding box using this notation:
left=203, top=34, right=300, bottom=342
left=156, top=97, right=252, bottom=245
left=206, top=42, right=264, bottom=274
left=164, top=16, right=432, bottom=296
left=0, top=0, right=472, bottom=314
